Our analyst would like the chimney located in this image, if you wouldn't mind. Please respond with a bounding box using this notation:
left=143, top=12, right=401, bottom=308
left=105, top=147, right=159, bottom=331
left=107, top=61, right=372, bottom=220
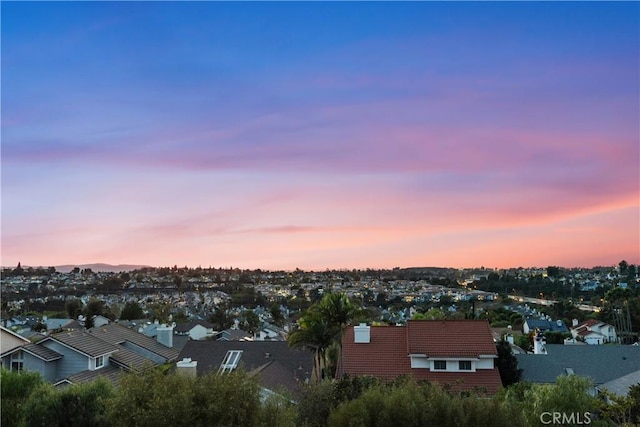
left=156, top=323, right=174, bottom=348
left=354, top=323, right=370, bottom=344
left=176, top=358, right=197, bottom=377
left=533, top=330, right=547, bottom=355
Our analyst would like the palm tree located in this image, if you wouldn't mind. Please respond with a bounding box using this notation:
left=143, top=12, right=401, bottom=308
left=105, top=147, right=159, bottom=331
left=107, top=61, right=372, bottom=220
left=288, top=292, right=365, bottom=382
left=288, top=311, right=337, bottom=383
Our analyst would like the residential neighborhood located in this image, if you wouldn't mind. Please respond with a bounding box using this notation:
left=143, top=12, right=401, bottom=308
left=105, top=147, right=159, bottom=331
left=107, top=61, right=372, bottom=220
left=1, top=262, right=639, bottom=424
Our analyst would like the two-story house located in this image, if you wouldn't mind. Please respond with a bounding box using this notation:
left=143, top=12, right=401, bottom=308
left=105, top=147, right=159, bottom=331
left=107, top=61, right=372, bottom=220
left=570, top=319, right=617, bottom=345
left=1, top=324, right=180, bottom=386
left=337, top=320, right=502, bottom=394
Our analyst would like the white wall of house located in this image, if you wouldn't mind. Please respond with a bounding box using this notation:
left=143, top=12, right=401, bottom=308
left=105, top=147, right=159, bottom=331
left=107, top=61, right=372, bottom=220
left=0, top=329, right=29, bottom=353
left=188, top=324, right=214, bottom=340
left=408, top=356, right=493, bottom=372
left=475, top=358, right=495, bottom=369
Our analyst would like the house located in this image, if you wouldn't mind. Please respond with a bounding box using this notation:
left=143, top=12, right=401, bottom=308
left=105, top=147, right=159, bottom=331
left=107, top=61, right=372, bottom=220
left=338, top=320, right=503, bottom=395
left=174, top=320, right=215, bottom=340
left=253, top=323, right=286, bottom=341
left=92, top=315, right=111, bottom=328
left=0, top=323, right=180, bottom=386
left=0, top=325, right=30, bottom=353
left=570, top=319, right=617, bottom=345
left=176, top=340, right=313, bottom=400
left=215, top=328, right=252, bottom=341
left=523, top=318, right=568, bottom=335
left=516, top=344, right=640, bottom=396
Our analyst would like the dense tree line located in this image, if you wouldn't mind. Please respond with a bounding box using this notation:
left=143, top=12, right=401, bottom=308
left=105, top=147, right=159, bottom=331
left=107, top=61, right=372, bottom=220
left=3, top=368, right=639, bottom=427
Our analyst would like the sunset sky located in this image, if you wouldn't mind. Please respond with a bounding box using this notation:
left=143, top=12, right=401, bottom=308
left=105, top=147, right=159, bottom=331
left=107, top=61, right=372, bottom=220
left=2, top=2, right=639, bottom=270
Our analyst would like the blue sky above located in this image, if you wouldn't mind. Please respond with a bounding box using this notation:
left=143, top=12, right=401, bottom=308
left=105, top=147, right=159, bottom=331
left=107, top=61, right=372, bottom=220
left=2, top=1, right=638, bottom=269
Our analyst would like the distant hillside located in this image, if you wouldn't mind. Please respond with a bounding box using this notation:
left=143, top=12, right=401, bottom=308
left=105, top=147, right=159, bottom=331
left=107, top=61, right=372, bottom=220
left=54, top=263, right=152, bottom=273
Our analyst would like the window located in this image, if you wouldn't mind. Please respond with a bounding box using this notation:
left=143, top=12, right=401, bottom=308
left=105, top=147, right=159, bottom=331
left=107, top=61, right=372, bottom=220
left=10, top=351, right=24, bottom=372
left=95, top=355, right=105, bottom=369
left=433, top=360, right=446, bottom=370
left=459, top=361, right=472, bottom=371
left=219, top=350, right=243, bottom=374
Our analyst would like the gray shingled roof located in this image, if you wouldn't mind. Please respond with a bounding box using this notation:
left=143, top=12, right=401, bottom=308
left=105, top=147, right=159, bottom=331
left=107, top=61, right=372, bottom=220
left=65, top=365, right=124, bottom=385
left=599, top=370, right=640, bottom=396
left=174, top=320, right=214, bottom=333
left=110, top=346, right=156, bottom=371
left=22, top=342, right=63, bottom=361
left=90, top=323, right=179, bottom=362
left=177, top=340, right=313, bottom=399
left=48, top=330, right=119, bottom=357
left=516, top=344, right=640, bottom=385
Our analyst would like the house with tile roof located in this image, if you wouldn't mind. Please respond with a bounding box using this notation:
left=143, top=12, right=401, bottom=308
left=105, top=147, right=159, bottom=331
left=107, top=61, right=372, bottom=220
left=337, top=320, right=502, bottom=395
left=176, top=340, right=313, bottom=400
left=570, top=319, right=617, bottom=345
left=0, top=323, right=180, bottom=386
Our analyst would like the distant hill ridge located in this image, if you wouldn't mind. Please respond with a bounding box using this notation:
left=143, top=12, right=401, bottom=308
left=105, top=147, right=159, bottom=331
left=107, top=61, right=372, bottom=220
left=54, top=263, right=152, bottom=273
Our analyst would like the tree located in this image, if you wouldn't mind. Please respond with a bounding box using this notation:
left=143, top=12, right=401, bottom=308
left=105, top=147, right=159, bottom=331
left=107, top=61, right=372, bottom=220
left=1, top=368, right=44, bottom=426
left=107, top=369, right=267, bottom=427
left=270, top=304, right=285, bottom=327
left=208, top=305, right=233, bottom=331
left=413, top=308, right=447, bottom=320
left=84, top=299, right=105, bottom=329
left=619, top=260, right=629, bottom=275
left=22, top=379, right=113, bottom=427
left=65, top=298, right=83, bottom=319
left=120, top=301, right=144, bottom=321
left=328, top=378, right=523, bottom=427
left=288, top=292, right=363, bottom=382
left=521, top=375, right=599, bottom=426
left=288, top=312, right=337, bottom=383
left=242, top=310, right=261, bottom=335
left=495, top=340, right=521, bottom=387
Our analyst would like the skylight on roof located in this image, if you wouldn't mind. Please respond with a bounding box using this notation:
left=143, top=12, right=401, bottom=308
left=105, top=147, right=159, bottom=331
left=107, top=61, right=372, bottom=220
left=218, top=350, right=243, bottom=374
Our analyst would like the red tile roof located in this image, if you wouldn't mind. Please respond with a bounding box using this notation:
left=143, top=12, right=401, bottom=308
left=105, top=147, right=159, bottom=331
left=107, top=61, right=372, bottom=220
left=572, top=319, right=603, bottom=332
left=339, top=320, right=501, bottom=395
left=407, top=320, right=497, bottom=358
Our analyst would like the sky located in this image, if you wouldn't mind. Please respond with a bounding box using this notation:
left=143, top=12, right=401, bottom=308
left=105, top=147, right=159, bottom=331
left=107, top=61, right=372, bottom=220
left=2, top=2, right=639, bottom=271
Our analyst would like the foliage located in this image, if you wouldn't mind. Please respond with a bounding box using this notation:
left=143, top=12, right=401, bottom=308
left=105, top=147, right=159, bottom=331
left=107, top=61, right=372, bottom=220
left=7, top=365, right=637, bottom=427
left=258, top=393, right=297, bottom=427
left=517, top=332, right=533, bottom=352
left=288, top=292, right=364, bottom=382
left=65, top=298, right=83, bottom=319
left=328, top=378, right=523, bottom=427
left=241, top=309, right=261, bottom=335
left=119, top=301, right=144, bottom=321
left=208, top=304, right=234, bottom=331
left=495, top=340, right=521, bottom=387
left=298, top=380, right=336, bottom=427
left=412, top=307, right=446, bottom=320
left=84, top=298, right=106, bottom=328
left=108, top=368, right=267, bottom=427
left=1, top=369, right=45, bottom=426
left=519, top=375, right=600, bottom=426
left=19, top=379, right=113, bottom=427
